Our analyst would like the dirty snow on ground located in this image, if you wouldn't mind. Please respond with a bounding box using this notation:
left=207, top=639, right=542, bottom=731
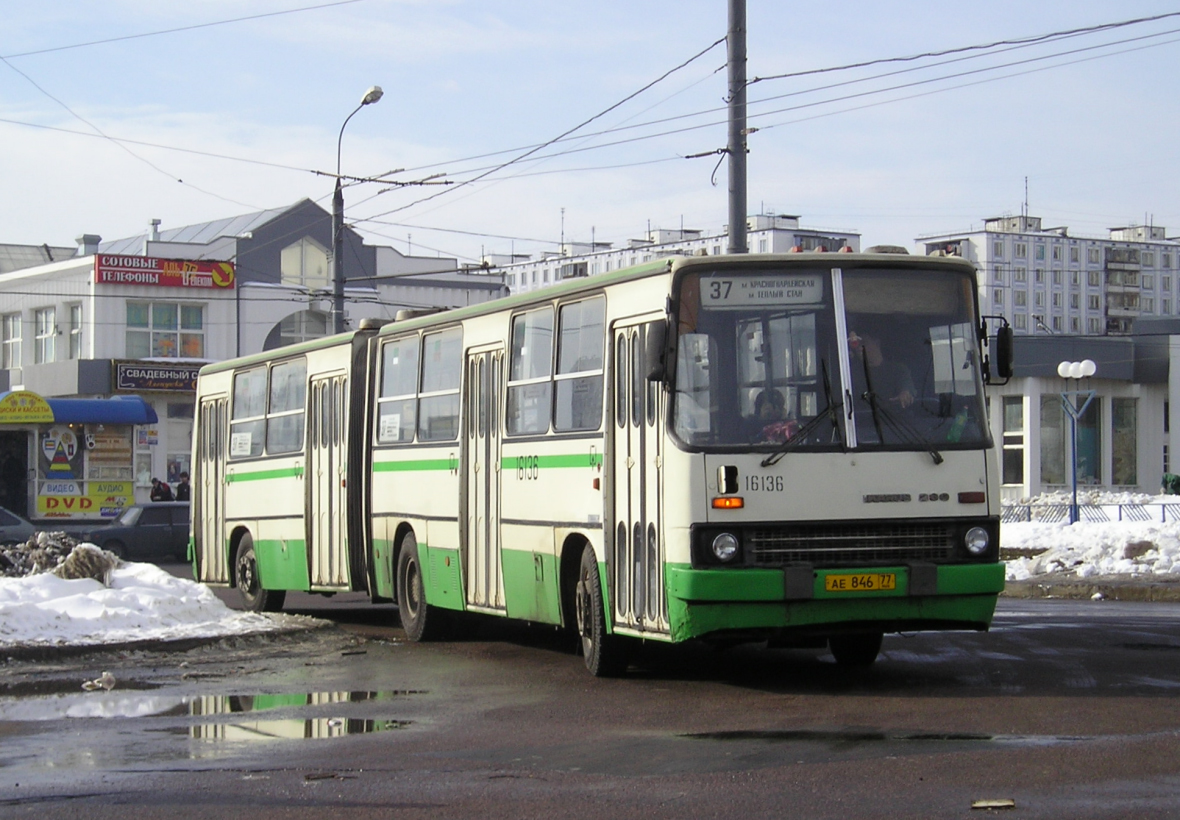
left=1003, top=491, right=1180, bottom=581
left=0, top=559, right=289, bottom=650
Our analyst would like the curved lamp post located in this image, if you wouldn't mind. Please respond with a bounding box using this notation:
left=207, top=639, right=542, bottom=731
left=1058, top=359, right=1097, bottom=523
left=332, top=85, right=383, bottom=334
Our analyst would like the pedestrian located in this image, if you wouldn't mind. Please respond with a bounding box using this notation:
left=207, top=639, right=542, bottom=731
left=174, top=471, right=190, bottom=502
left=150, top=477, right=174, bottom=502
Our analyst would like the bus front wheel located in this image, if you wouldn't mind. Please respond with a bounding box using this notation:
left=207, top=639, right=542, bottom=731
left=829, top=632, right=883, bottom=667
left=396, top=533, right=448, bottom=641
left=235, top=534, right=285, bottom=613
left=575, top=545, right=626, bottom=677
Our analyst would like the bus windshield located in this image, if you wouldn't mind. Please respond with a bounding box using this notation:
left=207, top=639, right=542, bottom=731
left=671, top=266, right=990, bottom=452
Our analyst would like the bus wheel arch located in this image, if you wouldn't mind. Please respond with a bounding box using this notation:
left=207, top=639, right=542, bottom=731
left=232, top=529, right=285, bottom=613
left=574, top=541, right=627, bottom=677
left=395, top=528, right=448, bottom=641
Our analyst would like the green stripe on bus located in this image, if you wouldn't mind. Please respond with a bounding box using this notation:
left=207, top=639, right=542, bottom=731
left=373, top=459, right=454, bottom=473
left=227, top=466, right=304, bottom=482
left=501, top=453, right=602, bottom=470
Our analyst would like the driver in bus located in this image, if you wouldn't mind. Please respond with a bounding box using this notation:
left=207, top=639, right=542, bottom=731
left=848, top=330, right=915, bottom=409
left=752, top=388, right=798, bottom=443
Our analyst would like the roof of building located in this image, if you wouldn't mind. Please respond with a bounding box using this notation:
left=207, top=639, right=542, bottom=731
left=0, top=244, right=78, bottom=274
left=99, top=200, right=307, bottom=255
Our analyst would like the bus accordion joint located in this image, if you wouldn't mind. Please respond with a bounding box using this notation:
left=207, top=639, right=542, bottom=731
left=712, top=497, right=744, bottom=510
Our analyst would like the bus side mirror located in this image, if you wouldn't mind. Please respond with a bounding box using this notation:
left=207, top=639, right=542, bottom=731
left=645, top=320, right=668, bottom=382
left=995, top=325, right=1014, bottom=379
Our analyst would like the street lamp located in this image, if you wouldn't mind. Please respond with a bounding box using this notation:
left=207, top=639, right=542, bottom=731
left=1057, top=359, right=1097, bottom=524
left=332, top=85, right=384, bottom=334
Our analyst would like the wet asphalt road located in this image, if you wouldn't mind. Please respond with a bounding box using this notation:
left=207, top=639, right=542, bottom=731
left=1, top=567, right=1180, bottom=818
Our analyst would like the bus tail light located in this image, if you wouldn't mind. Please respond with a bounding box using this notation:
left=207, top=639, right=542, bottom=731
left=958, top=492, right=985, bottom=503
left=712, top=497, right=744, bottom=509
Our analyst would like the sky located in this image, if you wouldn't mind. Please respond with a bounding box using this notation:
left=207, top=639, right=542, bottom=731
left=2, top=1, right=1180, bottom=268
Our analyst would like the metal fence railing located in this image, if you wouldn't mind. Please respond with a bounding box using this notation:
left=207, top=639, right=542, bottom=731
left=1000, top=503, right=1180, bottom=524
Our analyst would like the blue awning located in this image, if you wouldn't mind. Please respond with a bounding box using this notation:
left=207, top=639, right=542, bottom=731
left=45, top=396, right=159, bottom=424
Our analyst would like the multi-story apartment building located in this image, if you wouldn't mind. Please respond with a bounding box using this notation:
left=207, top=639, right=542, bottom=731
left=494, top=213, right=860, bottom=293
left=918, top=214, right=1180, bottom=336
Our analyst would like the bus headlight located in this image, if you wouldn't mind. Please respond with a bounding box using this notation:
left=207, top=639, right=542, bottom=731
left=712, top=533, right=739, bottom=562
left=964, top=527, right=990, bottom=556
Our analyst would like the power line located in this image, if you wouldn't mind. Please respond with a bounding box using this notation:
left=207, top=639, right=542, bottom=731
left=747, top=10, right=1180, bottom=85
left=0, top=0, right=369, bottom=60
left=356, top=36, right=727, bottom=223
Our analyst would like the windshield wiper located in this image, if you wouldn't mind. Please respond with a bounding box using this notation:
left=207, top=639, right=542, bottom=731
left=761, top=361, right=842, bottom=467
left=858, top=357, right=943, bottom=465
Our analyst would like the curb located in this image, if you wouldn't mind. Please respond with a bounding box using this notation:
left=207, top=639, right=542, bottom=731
left=1002, top=577, right=1180, bottom=602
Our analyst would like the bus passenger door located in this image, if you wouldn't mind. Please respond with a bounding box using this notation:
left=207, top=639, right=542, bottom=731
left=308, top=374, right=349, bottom=588
left=196, top=397, right=229, bottom=583
left=610, top=319, right=666, bottom=634
left=463, top=347, right=505, bottom=611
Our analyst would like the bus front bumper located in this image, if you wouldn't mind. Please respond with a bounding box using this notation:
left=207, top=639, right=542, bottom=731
left=664, top=562, right=1005, bottom=643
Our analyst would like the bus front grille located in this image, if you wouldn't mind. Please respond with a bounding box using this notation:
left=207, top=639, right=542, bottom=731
left=746, top=523, right=956, bottom=567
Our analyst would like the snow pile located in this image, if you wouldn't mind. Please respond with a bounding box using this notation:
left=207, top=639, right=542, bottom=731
left=0, top=560, right=288, bottom=650
left=1004, top=520, right=1180, bottom=580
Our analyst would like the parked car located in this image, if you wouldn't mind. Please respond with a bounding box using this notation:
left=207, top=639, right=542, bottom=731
left=0, top=505, right=36, bottom=546
left=80, top=502, right=190, bottom=562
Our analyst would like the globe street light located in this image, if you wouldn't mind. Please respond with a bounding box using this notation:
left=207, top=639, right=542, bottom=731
left=332, top=85, right=383, bottom=334
left=1058, top=359, right=1097, bottom=524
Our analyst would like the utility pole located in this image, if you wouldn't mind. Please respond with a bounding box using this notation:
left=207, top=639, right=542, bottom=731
left=727, top=0, right=748, bottom=254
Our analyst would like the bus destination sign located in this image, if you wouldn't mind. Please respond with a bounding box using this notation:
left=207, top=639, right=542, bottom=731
left=702, top=275, right=823, bottom=307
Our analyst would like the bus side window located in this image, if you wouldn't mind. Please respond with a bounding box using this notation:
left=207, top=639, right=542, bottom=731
left=377, top=337, right=419, bottom=444
left=506, top=309, right=553, bottom=436
left=554, top=296, right=605, bottom=432
left=419, top=328, right=462, bottom=441
left=230, top=368, right=267, bottom=458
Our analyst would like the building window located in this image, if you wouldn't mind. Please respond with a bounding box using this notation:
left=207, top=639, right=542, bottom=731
left=34, top=307, right=55, bottom=364
left=1112, top=397, right=1137, bottom=485
left=1143, top=274, right=1155, bottom=289
left=1070, top=317, right=1080, bottom=332
left=1163, top=276, right=1172, bottom=291
left=1087, top=317, right=1102, bottom=333
left=1088, top=270, right=1101, bottom=287
left=1143, top=297, right=1155, bottom=313
left=758, top=238, right=768, bottom=253
left=1070, top=293, right=1080, bottom=310
left=1015, top=242, right=1028, bottom=258
left=1014, top=291, right=1027, bottom=307
left=1035, top=268, right=1045, bottom=283
left=68, top=304, right=82, bottom=359
left=1164, top=253, right=1173, bottom=269
left=1070, top=270, right=1079, bottom=286
left=280, top=237, right=329, bottom=289
left=1143, top=251, right=1156, bottom=268
left=712, top=246, right=721, bottom=256
left=126, top=302, right=204, bottom=358
left=543, top=269, right=550, bottom=283
left=1051, top=292, right=1061, bottom=308
left=1034, top=291, right=1045, bottom=308
left=1002, top=396, right=1023, bottom=485
left=1043, top=394, right=1101, bottom=485
left=993, top=240, right=1004, bottom=258
left=992, top=267, right=1004, bottom=283
left=1035, top=244, right=1046, bottom=261
left=1014, top=267, right=1027, bottom=282
left=278, top=311, right=328, bottom=347
left=993, top=289, right=1004, bottom=305
left=1052, top=246, right=1062, bottom=261
left=1014, top=313, right=1028, bottom=330
left=1051, top=316, right=1062, bottom=332
left=507, top=274, right=516, bottom=287
left=1088, top=295, right=1101, bottom=310
left=1, top=313, right=20, bottom=369
left=1052, top=269, right=1062, bottom=285
left=1070, top=247, right=1080, bottom=263
left=1165, top=299, right=1172, bottom=314
left=1040, top=395, right=1065, bottom=484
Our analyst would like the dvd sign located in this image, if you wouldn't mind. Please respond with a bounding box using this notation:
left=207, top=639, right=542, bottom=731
left=95, top=256, right=235, bottom=289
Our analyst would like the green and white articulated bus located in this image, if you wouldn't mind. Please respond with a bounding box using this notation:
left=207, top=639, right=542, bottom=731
left=192, top=251, right=1013, bottom=675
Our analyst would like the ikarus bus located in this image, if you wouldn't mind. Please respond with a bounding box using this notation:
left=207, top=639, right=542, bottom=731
left=191, top=250, right=1013, bottom=676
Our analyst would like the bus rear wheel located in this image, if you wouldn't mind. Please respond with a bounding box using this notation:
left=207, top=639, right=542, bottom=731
left=235, top=534, right=285, bottom=613
left=575, top=544, right=626, bottom=677
left=396, top=533, right=448, bottom=641
left=828, top=632, right=883, bottom=667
